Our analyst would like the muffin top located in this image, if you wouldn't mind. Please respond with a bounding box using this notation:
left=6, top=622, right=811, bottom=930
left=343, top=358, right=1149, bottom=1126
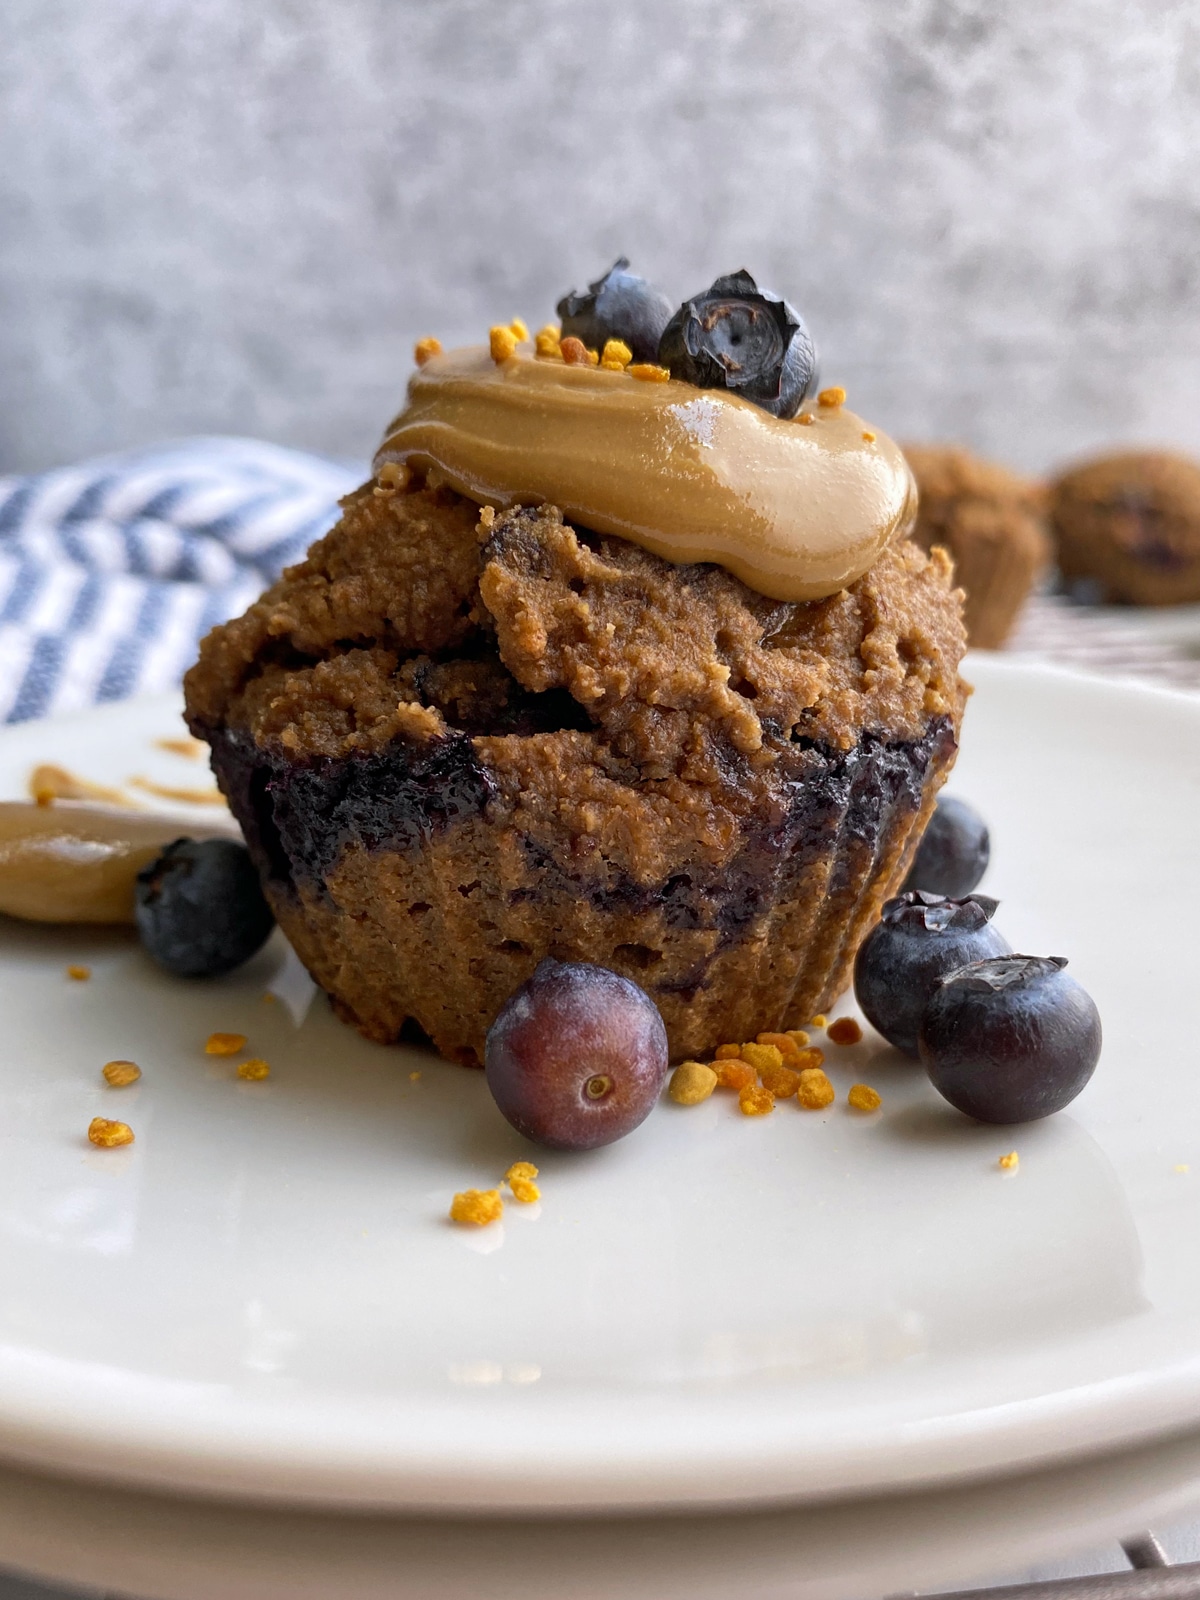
left=184, top=472, right=966, bottom=790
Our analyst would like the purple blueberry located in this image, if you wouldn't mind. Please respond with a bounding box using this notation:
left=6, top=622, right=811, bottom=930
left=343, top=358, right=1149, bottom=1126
left=920, top=955, right=1102, bottom=1123
left=557, top=259, right=674, bottom=364
left=853, top=892, right=1012, bottom=1058
left=903, top=795, right=990, bottom=898
left=484, top=959, right=669, bottom=1150
left=657, top=270, right=818, bottom=418
left=135, top=838, right=274, bottom=978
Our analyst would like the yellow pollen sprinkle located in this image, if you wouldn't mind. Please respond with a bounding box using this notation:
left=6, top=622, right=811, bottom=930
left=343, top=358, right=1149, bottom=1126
left=600, top=338, right=633, bottom=370
left=205, top=1032, right=246, bottom=1056
left=450, top=1188, right=503, bottom=1226
left=237, top=1058, right=270, bottom=1081
left=535, top=324, right=562, bottom=358
left=739, top=1083, right=775, bottom=1116
left=489, top=325, right=519, bottom=363
left=414, top=336, right=442, bottom=367
left=629, top=362, right=671, bottom=382
left=1175, top=1163, right=1190, bottom=1174
left=786, top=1030, right=811, bottom=1048
left=102, top=1060, right=141, bottom=1087
left=797, top=412, right=815, bottom=424
left=505, top=1161, right=539, bottom=1185
left=66, top=964, right=91, bottom=981
left=509, top=318, right=529, bottom=341
left=847, top=1083, right=882, bottom=1112
left=88, top=1117, right=134, bottom=1148
left=862, top=430, right=876, bottom=442
left=999, top=1150, right=1020, bottom=1170
left=827, top=1017, right=863, bottom=1046
left=796, top=1068, right=835, bottom=1110
left=818, top=387, right=846, bottom=408
left=409, top=1070, right=422, bottom=1083
left=510, top=1176, right=541, bottom=1203
left=669, top=1061, right=718, bottom=1105
left=739, top=1041, right=783, bottom=1075
left=809, top=1014, right=828, bottom=1030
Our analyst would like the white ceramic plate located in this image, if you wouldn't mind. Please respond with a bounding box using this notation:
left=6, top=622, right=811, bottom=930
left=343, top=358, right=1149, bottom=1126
left=3, top=1416, right=1200, bottom=1600
left=0, top=656, right=1197, bottom=1514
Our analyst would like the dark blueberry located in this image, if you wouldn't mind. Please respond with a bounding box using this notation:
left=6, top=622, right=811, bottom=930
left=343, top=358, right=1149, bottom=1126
left=920, top=955, right=1102, bottom=1123
left=135, top=838, right=275, bottom=978
left=853, top=892, right=1011, bottom=1059
left=902, top=795, right=990, bottom=898
left=484, top=958, right=669, bottom=1150
left=556, top=259, right=674, bottom=364
left=656, top=270, right=817, bottom=419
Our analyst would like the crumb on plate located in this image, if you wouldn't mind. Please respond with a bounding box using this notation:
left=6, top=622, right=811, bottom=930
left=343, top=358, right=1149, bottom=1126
left=827, top=1017, right=863, bottom=1046
left=88, top=1116, right=134, bottom=1148
left=205, top=1032, right=246, bottom=1056
left=669, top=1060, right=718, bottom=1105
left=102, top=1060, right=141, bottom=1087
left=847, top=1083, right=882, bottom=1112
left=450, top=1188, right=503, bottom=1226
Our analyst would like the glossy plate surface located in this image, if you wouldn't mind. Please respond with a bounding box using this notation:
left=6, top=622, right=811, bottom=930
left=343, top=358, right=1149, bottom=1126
left=0, top=656, right=1197, bottom=1512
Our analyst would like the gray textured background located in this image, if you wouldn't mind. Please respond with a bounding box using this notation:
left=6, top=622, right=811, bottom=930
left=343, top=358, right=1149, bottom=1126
left=3, top=0, right=1200, bottom=477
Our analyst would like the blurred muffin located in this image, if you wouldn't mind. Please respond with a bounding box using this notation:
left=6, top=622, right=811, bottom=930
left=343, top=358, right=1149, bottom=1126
left=904, top=445, right=1050, bottom=648
left=1049, top=450, right=1200, bottom=606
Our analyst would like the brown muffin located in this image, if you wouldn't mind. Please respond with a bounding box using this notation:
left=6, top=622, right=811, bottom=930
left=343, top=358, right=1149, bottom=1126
left=185, top=473, right=967, bottom=1067
left=903, top=445, right=1049, bottom=648
left=1049, top=450, right=1200, bottom=606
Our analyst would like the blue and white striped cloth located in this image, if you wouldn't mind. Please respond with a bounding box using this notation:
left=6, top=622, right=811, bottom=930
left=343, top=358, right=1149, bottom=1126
left=0, top=438, right=363, bottom=723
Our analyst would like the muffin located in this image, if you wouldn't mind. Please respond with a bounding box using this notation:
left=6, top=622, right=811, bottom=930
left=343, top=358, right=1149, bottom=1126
left=185, top=268, right=968, bottom=1066
left=1049, top=450, right=1200, bottom=606
left=903, top=445, right=1049, bottom=648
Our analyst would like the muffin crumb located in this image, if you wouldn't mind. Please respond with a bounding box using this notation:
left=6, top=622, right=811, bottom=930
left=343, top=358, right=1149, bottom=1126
left=450, top=1188, right=503, bottom=1226
left=102, top=1060, right=141, bottom=1087
left=205, top=1032, right=246, bottom=1056
left=669, top=1061, right=718, bottom=1105
left=88, top=1117, right=134, bottom=1148
left=847, top=1083, right=882, bottom=1112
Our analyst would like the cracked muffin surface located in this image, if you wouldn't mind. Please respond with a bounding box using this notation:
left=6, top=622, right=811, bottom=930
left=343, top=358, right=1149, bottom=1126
left=185, top=473, right=968, bottom=1066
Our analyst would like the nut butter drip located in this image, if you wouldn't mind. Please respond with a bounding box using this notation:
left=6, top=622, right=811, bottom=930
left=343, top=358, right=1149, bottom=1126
left=376, top=346, right=916, bottom=602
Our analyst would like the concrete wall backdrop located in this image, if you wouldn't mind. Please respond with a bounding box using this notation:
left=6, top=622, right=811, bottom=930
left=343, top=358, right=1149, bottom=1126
left=2, top=0, right=1199, bottom=475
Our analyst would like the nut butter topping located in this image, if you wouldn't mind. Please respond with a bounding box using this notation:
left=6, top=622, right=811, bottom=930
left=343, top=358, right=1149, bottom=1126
left=375, top=345, right=916, bottom=603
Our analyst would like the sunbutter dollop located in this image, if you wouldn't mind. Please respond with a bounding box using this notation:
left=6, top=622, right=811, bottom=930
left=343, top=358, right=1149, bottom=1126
left=375, top=346, right=916, bottom=602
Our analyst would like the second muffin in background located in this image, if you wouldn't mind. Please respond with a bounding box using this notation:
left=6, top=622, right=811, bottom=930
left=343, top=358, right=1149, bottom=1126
left=903, top=445, right=1049, bottom=649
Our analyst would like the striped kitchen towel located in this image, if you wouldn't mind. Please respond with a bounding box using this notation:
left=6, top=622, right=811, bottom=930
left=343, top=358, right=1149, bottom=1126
left=0, top=437, right=363, bottom=722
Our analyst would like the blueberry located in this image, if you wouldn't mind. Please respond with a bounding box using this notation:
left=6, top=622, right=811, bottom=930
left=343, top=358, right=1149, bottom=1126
left=920, top=955, right=1102, bottom=1123
left=853, top=892, right=1011, bottom=1059
left=556, top=259, right=674, bottom=364
left=484, top=958, right=669, bottom=1150
left=657, top=270, right=818, bottom=419
left=903, top=795, right=991, bottom=898
left=135, top=838, right=275, bottom=978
